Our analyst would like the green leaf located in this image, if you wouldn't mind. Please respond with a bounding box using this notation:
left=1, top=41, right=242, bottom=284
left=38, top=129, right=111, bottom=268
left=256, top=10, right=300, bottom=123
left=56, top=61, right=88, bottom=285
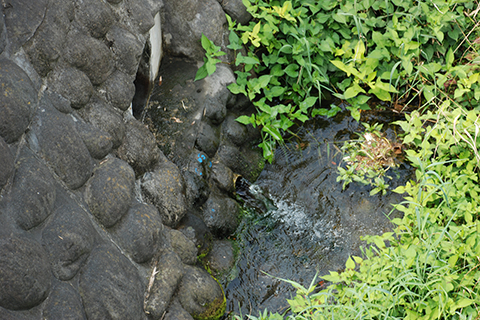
left=194, top=64, right=209, bottom=81
left=236, top=115, right=254, bottom=125
left=227, top=30, right=243, bottom=50
left=285, top=64, right=299, bottom=77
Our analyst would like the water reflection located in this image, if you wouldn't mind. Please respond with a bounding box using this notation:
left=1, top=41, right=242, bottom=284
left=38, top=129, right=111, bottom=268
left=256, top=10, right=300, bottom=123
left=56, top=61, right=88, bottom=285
left=224, top=111, right=412, bottom=316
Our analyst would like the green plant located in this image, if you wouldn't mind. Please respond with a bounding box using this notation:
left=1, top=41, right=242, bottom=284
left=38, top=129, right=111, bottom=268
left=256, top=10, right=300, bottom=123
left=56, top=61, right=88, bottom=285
left=195, top=33, right=227, bottom=81
left=337, top=122, right=401, bottom=195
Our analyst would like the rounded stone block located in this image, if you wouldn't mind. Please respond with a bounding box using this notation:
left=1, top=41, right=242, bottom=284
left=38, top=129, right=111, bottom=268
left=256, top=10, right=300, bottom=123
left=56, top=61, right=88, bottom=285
left=112, top=202, right=163, bottom=264
left=42, top=282, right=87, bottom=320
left=202, top=193, right=240, bottom=238
left=64, top=28, right=114, bottom=85
left=76, top=121, right=113, bottom=160
left=80, top=97, right=126, bottom=148
left=76, top=0, right=115, bottom=39
left=0, top=59, right=36, bottom=143
left=116, top=118, right=161, bottom=177
left=79, top=244, right=144, bottom=320
left=168, top=228, right=197, bottom=265
left=48, top=65, right=94, bottom=109
left=141, top=158, right=188, bottom=228
left=85, top=157, right=135, bottom=228
left=177, top=265, right=226, bottom=320
left=0, top=235, right=51, bottom=310
left=106, top=26, right=143, bottom=76
left=7, top=147, right=56, bottom=230
left=30, top=104, right=94, bottom=190
left=100, top=70, right=136, bottom=111
left=42, top=203, right=96, bottom=280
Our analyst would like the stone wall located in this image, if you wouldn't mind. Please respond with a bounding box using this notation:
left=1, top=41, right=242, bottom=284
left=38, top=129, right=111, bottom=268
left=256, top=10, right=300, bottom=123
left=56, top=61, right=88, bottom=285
left=0, top=0, right=258, bottom=319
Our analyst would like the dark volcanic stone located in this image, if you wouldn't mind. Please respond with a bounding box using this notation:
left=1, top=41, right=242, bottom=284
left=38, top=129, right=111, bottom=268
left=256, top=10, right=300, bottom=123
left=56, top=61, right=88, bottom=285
left=116, top=118, right=161, bottom=177
left=211, top=161, right=236, bottom=194
left=202, top=192, right=240, bottom=238
left=85, top=157, right=135, bottom=228
left=100, top=70, right=136, bottom=111
left=0, top=59, right=36, bottom=143
left=105, top=26, right=144, bottom=76
left=112, top=202, right=163, bottom=264
left=24, top=0, right=74, bottom=76
left=43, top=282, right=87, bottom=320
left=141, top=156, right=188, bottom=228
left=168, top=229, right=197, bottom=265
left=76, top=121, right=113, bottom=160
left=76, top=0, right=115, bottom=39
left=195, top=121, right=220, bottom=158
left=164, top=298, right=194, bottom=320
left=177, top=213, right=213, bottom=256
left=0, top=8, right=6, bottom=54
left=43, top=89, right=73, bottom=114
left=183, top=170, right=210, bottom=209
left=222, top=113, right=249, bottom=146
left=144, top=250, right=184, bottom=319
left=42, top=202, right=96, bottom=280
left=205, top=240, right=235, bottom=276
left=81, top=97, right=126, bottom=148
left=3, top=0, right=47, bottom=51
left=0, top=235, right=51, bottom=310
left=177, top=265, right=225, bottom=320
left=30, top=104, right=94, bottom=190
left=48, top=65, right=94, bottom=109
left=215, top=140, right=265, bottom=183
left=7, top=147, right=56, bottom=230
left=64, top=28, right=114, bottom=85
left=0, top=137, right=14, bottom=190
left=218, top=0, right=252, bottom=24
left=125, top=0, right=155, bottom=34
left=79, top=244, right=144, bottom=320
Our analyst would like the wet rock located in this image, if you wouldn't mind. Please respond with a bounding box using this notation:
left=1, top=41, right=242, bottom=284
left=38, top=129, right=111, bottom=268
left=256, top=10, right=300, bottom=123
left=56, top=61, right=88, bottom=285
left=0, top=137, right=14, bottom=190
left=42, top=202, right=96, bottom=280
left=76, top=121, right=113, bottom=160
left=85, top=157, right=135, bottom=228
left=3, top=0, right=47, bottom=51
left=177, top=265, right=226, bottom=320
left=222, top=113, right=249, bottom=146
left=64, top=28, right=114, bottom=85
left=218, top=0, right=252, bottom=25
left=30, top=103, right=94, bottom=190
left=215, top=140, right=265, bottom=183
left=6, top=147, right=56, bottom=230
left=177, top=213, right=213, bottom=256
left=183, top=170, right=210, bottom=208
left=163, top=0, right=229, bottom=61
left=202, top=192, right=240, bottom=238
left=211, top=161, right=236, bottom=194
left=80, top=97, right=126, bottom=148
left=106, top=26, right=144, bottom=76
left=116, top=118, right=161, bottom=177
left=100, top=70, right=136, bottom=111
left=42, top=282, right=87, bottom=320
left=0, top=235, right=51, bottom=310
left=125, top=0, right=155, bottom=34
left=168, top=228, right=197, bottom=265
left=196, top=122, right=220, bottom=158
left=141, top=157, right=187, bottom=228
left=24, top=0, right=74, bottom=76
left=144, top=250, right=185, bottom=319
left=0, top=59, right=36, bottom=143
left=79, top=244, right=144, bottom=320
left=112, top=202, right=163, bottom=264
left=47, top=65, right=94, bottom=109
left=205, top=240, right=235, bottom=276
left=76, top=0, right=115, bottom=39
left=164, top=298, right=194, bottom=320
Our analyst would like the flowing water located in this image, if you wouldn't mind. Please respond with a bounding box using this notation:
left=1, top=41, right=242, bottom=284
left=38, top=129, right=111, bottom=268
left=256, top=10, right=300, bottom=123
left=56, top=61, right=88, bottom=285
left=224, top=110, right=413, bottom=317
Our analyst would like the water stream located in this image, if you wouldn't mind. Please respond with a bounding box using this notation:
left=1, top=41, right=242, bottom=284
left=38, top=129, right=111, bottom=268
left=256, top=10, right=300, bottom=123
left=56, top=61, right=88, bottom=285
left=224, top=110, right=413, bottom=316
